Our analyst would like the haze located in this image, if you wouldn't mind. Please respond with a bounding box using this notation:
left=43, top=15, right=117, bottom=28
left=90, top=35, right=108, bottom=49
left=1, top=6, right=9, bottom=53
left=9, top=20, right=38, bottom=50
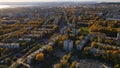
left=0, top=0, right=120, bottom=2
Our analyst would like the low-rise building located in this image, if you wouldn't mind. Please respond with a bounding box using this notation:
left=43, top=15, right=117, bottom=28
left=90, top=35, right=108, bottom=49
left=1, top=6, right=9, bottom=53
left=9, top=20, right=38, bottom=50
left=19, top=38, right=31, bottom=41
left=0, top=43, right=20, bottom=49
left=77, top=34, right=91, bottom=51
left=26, top=34, right=61, bottom=64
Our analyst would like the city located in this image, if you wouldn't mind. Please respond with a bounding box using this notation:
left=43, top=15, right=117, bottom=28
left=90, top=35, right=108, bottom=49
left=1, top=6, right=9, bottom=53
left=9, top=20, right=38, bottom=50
left=0, top=1, right=120, bottom=68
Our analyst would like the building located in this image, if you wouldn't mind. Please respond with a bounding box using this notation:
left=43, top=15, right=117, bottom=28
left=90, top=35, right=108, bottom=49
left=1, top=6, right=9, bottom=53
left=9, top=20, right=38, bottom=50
left=72, top=28, right=78, bottom=36
left=116, top=33, right=120, bottom=46
left=24, top=18, right=30, bottom=23
left=89, top=48, right=96, bottom=54
left=19, top=38, right=31, bottom=41
left=116, top=33, right=120, bottom=40
left=0, top=43, right=20, bottom=49
left=26, top=48, right=44, bottom=64
left=63, top=40, right=73, bottom=52
left=75, top=59, right=109, bottom=68
left=27, top=35, right=61, bottom=63
left=60, top=27, right=67, bottom=34
left=77, top=34, right=91, bottom=51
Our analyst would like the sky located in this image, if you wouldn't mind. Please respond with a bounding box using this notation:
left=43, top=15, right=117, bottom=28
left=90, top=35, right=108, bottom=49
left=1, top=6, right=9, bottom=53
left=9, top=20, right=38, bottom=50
left=0, top=0, right=120, bottom=2
left=99, top=0, right=120, bottom=2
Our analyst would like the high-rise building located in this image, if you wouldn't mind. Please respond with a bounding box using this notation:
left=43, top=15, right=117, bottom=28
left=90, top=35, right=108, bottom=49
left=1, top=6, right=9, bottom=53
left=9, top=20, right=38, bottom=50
left=63, top=40, right=73, bottom=52
left=72, top=28, right=78, bottom=36
left=116, top=33, right=120, bottom=46
left=117, top=33, right=120, bottom=40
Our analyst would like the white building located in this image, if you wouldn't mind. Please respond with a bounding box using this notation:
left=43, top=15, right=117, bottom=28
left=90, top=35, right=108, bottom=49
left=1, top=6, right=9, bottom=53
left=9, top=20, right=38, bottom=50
left=24, top=18, right=30, bottom=23
left=60, top=27, right=67, bottom=34
left=19, top=38, right=31, bottom=41
left=26, top=48, right=44, bottom=64
left=72, top=28, right=78, bottom=36
left=26, top=35, right=61, bottom=64
left=77, top=34, right=91, bottom=51
left=63, top=40, right=73, bottom=52
left=0, top=43, right=20, bottom=49
left=89, top=48, right=96, bottom=54
left=117, top=33, right=120, bottom=40
left=116, top=33, right=120, bottom=46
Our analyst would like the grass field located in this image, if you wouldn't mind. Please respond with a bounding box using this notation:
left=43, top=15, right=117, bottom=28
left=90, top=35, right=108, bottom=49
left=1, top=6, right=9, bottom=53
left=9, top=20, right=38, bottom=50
left=81, top=27, right=89, bottom=32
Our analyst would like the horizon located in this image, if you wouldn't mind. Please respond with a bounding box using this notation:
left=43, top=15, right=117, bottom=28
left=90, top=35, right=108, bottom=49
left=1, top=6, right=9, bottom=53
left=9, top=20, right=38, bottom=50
left=0, top=0, right=120, bottom=3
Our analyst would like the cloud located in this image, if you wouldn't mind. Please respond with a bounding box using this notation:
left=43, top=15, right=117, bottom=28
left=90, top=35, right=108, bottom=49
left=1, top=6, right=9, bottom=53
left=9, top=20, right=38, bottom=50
left=99, top=0, right=120, bottom=2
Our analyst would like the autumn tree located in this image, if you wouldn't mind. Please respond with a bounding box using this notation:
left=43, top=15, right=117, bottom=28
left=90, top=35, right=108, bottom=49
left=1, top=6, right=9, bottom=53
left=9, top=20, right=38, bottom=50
left=36, top=53, right=44, bottom=61
left=75, top=40, right=80, bottom=45
left=97, top=37, right=103, bottom=43
left=60, top=53, right=72, bottom=67
left=54, top=63, right=62, bottom=68
left=70, top=61, right=78, bottom=68
left=79, top=36, right=84, bottom=40
left=84, top=47, right=90, bottom=54
left=114, top=64, right=120, bottom=68
left=91, top=42, right=97, bottom=48
left=46, top=46, right=53, bottom=52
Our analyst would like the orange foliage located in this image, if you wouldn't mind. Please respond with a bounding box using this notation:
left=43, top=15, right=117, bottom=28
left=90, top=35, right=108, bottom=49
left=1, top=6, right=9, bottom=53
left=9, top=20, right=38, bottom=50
left=36, top=53, right=44, bottom=61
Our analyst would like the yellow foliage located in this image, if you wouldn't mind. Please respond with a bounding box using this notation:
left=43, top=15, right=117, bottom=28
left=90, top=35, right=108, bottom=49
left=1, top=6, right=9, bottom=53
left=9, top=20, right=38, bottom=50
left=54, top=63, right=62, bottom=68
left=112, top=50, right=119, bottom=57
left=91, top=42, right=97, bottom=48
left=36, top=53, right=44, bottom=61
left=70, top=61, right=78, bottom=68
left=59, top=41, right=63, bottom=46
left=114, top=64, right=120, bottom=68
left=60, top=59, right=68, bottom=66
left=46, top=46, right=53, bottom=52
left=79, top=36, right=84, bottom=40
left=75, top=40, right=80, bottom=45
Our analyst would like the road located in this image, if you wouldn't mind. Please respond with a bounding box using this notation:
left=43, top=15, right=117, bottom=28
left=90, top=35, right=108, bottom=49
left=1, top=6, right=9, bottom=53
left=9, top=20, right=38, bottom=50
left=9, top=12, right=62, bottom=68
left=9, top=42, right=39, bottom=68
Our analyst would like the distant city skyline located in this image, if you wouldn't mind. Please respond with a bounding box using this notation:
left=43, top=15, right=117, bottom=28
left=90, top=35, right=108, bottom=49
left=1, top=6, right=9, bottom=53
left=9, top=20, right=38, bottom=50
left=0, top=0, right=120, bottom=2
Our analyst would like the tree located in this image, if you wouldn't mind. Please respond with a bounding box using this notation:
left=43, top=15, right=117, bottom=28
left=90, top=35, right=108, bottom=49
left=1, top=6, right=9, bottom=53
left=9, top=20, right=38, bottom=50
left=60, top=53, right=71, bottom=66
left=59, top=35, right=67, bottom=41
left=13, top=56, right=17, bottom=61
left=57, top=41, right=63, bottom=47
left=78, top=28, right=82, bottom=34
left=0, top=48, right=3, bottom=52
left=0, top=65, right=8, bottom=68
left=79, top=36, right=84, bottom=40
left=46, top=46, right=53, bottom=52
left=112, top=50, right=119, bottom=63
left=69, top=34, right=74, bottom=39
left=114, top=64, right=120, bottom=68
left=54, top=63, right=62, bottom=68
left=75, top=40, right=80, bottom=45
left=36, top=53, right=44, bottom=61
left=97, top=37, right=103, bottom=43
left=84, top=47, right=89, bottom=54
left=117, top=28, right=120, bottom=32
left=91, top=42, right=97, bottom=48
left=112, top=50, right=119, bottom=58
left=90, top=37, right=95, bottom=41
left=70, top=61, right=78, bottom=68
left=5, top=58, right=13, bottom=65
left=106, top=50, right=111, bottom=55
left=60, top=59, right=68, bottom=66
